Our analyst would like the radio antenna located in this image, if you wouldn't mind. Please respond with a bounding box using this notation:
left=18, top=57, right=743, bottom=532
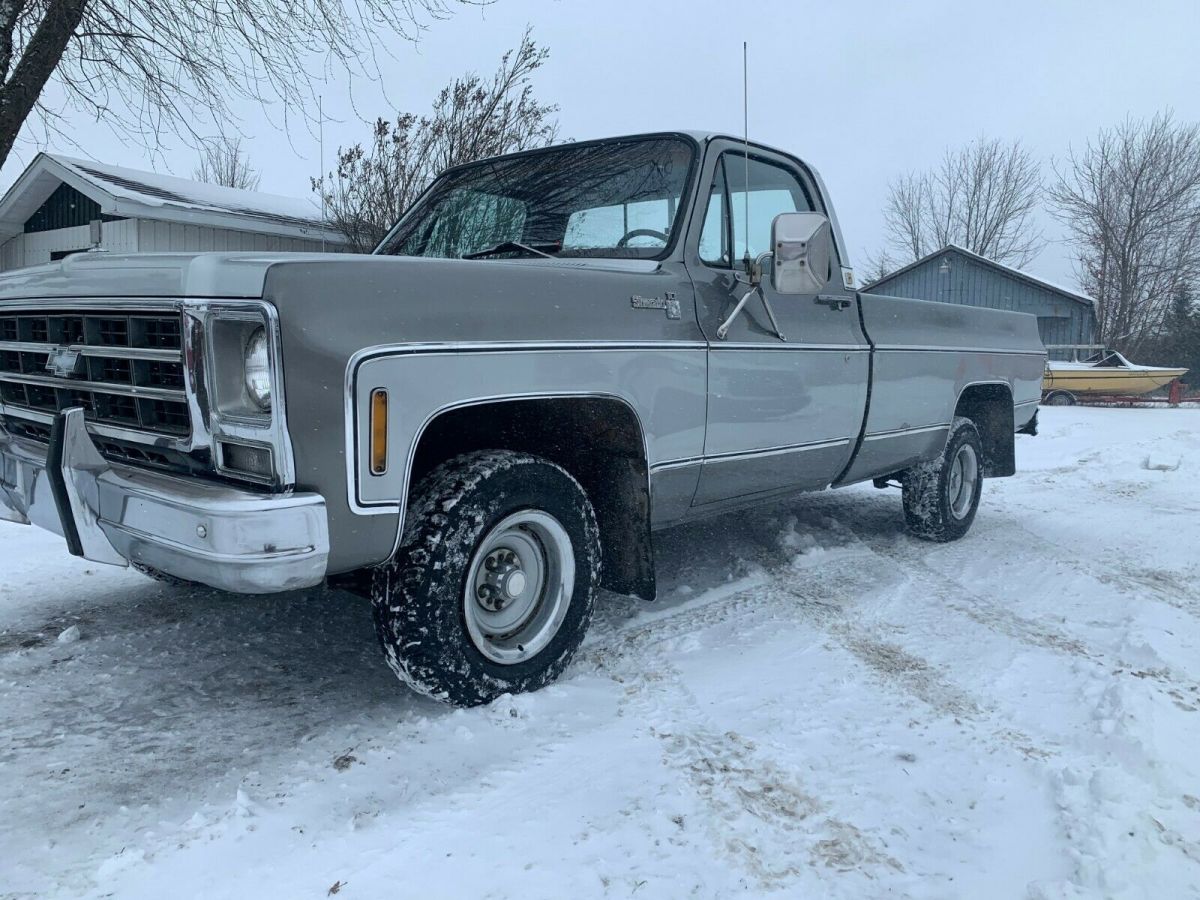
left=742, top=41, right=750, bottom=273
left=319, top=94, right=326, bottom=253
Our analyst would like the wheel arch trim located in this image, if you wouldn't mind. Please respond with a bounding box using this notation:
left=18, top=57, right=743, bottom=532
left=342, top=341, right=698, bottom=526
left=343, top=345, right=654, bottom=558
left=393, top=391, right=657, bottom=598
left=953, top=378, right=1014, bottom=413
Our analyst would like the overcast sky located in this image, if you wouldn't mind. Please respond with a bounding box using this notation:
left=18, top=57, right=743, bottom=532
left=2, top=0, right=1197, bottom=286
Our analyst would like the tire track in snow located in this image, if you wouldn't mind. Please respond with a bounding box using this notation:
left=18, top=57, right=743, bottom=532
left=601, top=636, right=904, bottom=888
left=860, top=536, right=1200, bottom=713
left=592, top=519, right=1200, bottom=890
left=581, top=552, right=1054, bottom=764
left=800, top=487, right=1200, bottom=622
left=975, top=509, right=1200, bottom=621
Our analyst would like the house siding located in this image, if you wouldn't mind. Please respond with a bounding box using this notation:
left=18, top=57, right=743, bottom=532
left=135, top=220, right=330, bottom=254
left=0, top=219, right=336, bottom=271
left=0, top=219, right=139, bottom=269
left=866, top=248, right=1096, bottom=358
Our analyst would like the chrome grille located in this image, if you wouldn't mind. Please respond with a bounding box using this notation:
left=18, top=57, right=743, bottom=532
left=0, top=310, right=190, bottom=437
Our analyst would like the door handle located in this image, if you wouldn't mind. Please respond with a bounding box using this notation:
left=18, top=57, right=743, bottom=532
left=815, top=294, right=853, bottom=311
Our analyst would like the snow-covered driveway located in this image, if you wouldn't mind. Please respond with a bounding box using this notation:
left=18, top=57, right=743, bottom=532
left=2, top=407, right=1199, bottom=899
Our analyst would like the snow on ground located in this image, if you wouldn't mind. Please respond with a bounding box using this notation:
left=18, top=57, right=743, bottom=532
left=2, top=407, right=1199, bottom=899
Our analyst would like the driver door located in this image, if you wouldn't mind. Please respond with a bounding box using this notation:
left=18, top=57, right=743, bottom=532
left=684, top=142, right=869, bottom=507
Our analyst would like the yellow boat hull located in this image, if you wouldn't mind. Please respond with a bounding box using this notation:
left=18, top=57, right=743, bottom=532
left=1042, top=368, right=1187, bottom=396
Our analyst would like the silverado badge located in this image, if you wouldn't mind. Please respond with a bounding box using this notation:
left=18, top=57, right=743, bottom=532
left=630, top=292, right=680, bottom=320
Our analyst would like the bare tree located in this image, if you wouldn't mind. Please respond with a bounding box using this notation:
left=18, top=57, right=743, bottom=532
left=0, top=0, right=473, bottom=172
left=1050, top=112, right=1200, bottom=355
left=859, top=248, right=901, bottom=286
left=193, top=137, right=260, bottom=190
left=877, top=137, right=1044, bottom=272
left=313, top=29, right=558, bottom=252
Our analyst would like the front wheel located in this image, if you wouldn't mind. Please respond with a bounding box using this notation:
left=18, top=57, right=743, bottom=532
left=902, top=418, right=983, bottom=542
left=372, top=450, right=601, bottom=707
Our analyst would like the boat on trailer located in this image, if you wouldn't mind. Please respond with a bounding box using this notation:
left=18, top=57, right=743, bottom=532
left=1042, top=350, right=1188, bottom=405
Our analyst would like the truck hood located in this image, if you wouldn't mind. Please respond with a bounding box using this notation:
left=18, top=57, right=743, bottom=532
left=0, top=251, right=661, bottom=302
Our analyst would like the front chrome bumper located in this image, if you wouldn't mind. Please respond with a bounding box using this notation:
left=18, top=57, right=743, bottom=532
left=0, top=408, right=329, bottom=594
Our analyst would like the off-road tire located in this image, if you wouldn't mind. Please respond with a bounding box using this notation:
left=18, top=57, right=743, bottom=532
left=131, top=562, right=195, bottom=589
left=372, top=450, right=601, bottom=707
left=902, top=417, right=983, bottom=542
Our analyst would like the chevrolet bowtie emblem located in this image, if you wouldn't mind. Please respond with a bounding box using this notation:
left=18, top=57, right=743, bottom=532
left=45, top=346, right=83, bottom=379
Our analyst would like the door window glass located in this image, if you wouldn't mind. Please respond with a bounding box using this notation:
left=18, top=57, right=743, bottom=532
left=698, top=159, right=731, bottom=266
left=699, top=153, right=814, bottom=266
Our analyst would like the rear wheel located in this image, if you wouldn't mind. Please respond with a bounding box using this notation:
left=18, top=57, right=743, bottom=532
left=372, top=450, right=601, bottom=707
left=902, top=418, right=983, bottom=542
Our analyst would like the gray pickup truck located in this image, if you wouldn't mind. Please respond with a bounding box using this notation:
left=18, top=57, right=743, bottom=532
left=0, top=132, right=1043, bottom=705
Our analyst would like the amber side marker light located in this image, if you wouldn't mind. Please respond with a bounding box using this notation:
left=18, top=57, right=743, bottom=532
left=369, top=388, right=388, bottom=475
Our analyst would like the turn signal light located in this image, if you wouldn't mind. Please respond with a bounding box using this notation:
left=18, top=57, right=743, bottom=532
left=369, top=388, right=388, bottom=476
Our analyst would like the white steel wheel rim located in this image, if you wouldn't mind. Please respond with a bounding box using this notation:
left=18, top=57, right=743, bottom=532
left=947, top=443, right=979, bottom=520
left=463, top=510, right=575, bottom=665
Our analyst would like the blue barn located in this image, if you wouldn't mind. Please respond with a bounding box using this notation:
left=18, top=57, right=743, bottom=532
left=863, top=244, right=1097, bottom=360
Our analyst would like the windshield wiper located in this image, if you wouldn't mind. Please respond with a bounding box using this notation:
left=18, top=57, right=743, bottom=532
left=462, top=241, right=560, bottom=260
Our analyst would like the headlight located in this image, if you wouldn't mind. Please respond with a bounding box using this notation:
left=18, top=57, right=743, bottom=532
left=244, top=326, right=272, bottom=411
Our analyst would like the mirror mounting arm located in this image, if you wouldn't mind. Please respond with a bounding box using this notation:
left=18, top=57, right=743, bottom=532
left=759, top=292, right=786, bottom=342
left=717, top=253, right=786, bottom=342
left=745, top=251, right=772, bottom=287
left=716, top=285, right=758, bottom=340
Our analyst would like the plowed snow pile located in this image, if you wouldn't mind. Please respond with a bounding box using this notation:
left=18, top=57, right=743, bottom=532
left=2, top=407, right=1198, bottom=899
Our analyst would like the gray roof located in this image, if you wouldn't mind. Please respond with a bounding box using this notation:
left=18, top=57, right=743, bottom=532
left=0, top=153, right=345, bottom=243
left=864, top=243, right=1097, bottom=310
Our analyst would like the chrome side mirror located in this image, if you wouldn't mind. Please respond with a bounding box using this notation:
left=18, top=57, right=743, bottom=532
left=771, top=212, right=833, bottom=294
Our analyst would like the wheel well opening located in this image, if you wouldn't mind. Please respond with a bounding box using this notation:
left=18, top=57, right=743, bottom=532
left=955, top=384, right=1015, bottom=477
left=411, top=397, right=656, bottom=601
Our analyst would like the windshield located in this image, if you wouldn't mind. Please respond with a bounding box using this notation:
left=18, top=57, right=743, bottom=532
left=375, top=137, right=695, bottom=260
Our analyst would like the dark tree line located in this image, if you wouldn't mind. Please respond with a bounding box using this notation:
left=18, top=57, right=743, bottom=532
left=1143, top=287, right=1200, bottom=384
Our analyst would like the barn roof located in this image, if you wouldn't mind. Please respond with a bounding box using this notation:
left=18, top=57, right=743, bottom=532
left=0, top=153, right=344, bottom=244
left=864, top=243, right=1098, bottom=311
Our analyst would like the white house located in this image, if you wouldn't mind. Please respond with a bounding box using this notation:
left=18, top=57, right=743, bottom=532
left=0, top=153, right=346, bottom=271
